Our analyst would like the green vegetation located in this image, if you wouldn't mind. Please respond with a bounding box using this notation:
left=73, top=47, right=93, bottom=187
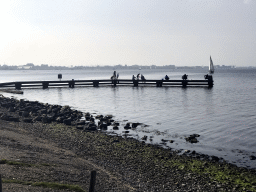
left=170, top=158, right=256, bottom=191
left=2, top=179, right=85, bottom=192
left=0, top=159, right=53, bottom=167
left=0, top=159, right=33, bottom=167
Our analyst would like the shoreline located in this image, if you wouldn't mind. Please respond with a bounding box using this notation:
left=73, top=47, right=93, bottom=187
left=0, top=95, right=256, bottom=191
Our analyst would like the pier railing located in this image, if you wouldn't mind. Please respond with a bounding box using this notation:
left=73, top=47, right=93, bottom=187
left=0, top=78, right=213, bottom=89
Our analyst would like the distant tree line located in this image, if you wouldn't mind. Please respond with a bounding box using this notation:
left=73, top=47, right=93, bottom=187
left=0, top=63, right=244, bottom=70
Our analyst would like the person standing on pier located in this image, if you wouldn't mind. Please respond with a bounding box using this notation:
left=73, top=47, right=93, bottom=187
left=165, top=75, right=169, bottom=80
left=141, top=74, right=146, bottom=82
left=137, top=73, right=140, bottom=80
left=117, top=73, right=119, bottom=83
left=182, top=74, right=188, bottom=80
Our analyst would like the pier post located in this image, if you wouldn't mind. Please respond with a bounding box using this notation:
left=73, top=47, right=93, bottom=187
left=113, top=79, right=117, bottom=86
left=15, top=83, right=21, bottom=90
left=208, top=75, right=213, bottom=87
left=69, top=80, right=75, bottom=88
left=133, top=80, right=138, bottom=87
left=89, top=171, right=96, bottom=192
left=93, top=81, right=99, bottom=87
left=156, top=80, right=162, bottom=87
left=42, top=82, right=49, bottom=89
left=182, top=80, right=187, bottom=87
left=0, top=174, right=2, bottom=192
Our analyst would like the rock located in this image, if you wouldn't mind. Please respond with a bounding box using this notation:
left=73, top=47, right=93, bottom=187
left=100, top=117, right=108, bottom=122
left=33, top=116, right=41, bottom=122
left=8, top=107, right=15, bottom=112
left=84, top=112, right=91, bottom=117
left=76, top=125, right=84, bottom=130
left=22, top=111, right=29, bottom=117
left=105, top=115, right=113, bottom=119
left=23, top=118, right=33, bottom=123
left=1, top=114, right=10, bottom=121
left=123, top=131, right=129, bottom=134
left=113, top=122, right=120, bottom=126
left=106, top=120, right=112, bottom=126
left=185, top=134, right=200, bottom=143
left=211, top=156, right=219, bottom=161
left=85, top=116, right=91, bottom=121
left=39, top=109, right=47, bottom=114
left=56, top=117, right=64, bottom=123
left=95, top=115, right=103, bottom=119
left=99, top=123, right=108, bottom=129
left=132, top=123, right=138, bottom=128
left=84, top=125, right=97, bottom=131
left=113, top=126, right=119, bottom=130
left=190, top=134, right=200, bottom=137
left=77, top=120, right=85, bottom=125
left=141, top=135, right=148, bottom=141
left=124, top=123, right=131, bottom=129
left=169, top=140, right=174, bottom=143
left=249, top=155, right=256, bottom=160
left=63, top=119, right=72, bottom=125
left=42, top=116, right=50, bottom=123
left=8, top=116, right=20, bottom=122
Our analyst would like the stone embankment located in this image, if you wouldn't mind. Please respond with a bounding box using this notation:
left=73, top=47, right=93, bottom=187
left=0, top=94, right=256, bottom=191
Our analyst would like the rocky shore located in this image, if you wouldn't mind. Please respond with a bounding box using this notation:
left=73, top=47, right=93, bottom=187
left=0, top=95, right=256, bottom=191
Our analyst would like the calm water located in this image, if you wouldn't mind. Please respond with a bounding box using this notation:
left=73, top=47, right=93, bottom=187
left=1, top=69, right=256, bottom=168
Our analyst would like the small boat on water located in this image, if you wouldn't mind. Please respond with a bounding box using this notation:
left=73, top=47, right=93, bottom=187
left=209, top=56, right=214, bottom=74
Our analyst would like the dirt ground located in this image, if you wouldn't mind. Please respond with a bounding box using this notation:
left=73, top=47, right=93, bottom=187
left=0, top=118, right=137, bottom=192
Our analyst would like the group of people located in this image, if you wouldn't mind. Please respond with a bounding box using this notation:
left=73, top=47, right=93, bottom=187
left=111, top=71, right=119, bottom=80
left=132, top=73, right=146, bottom=81
left=111, top=71, right=209, bottom=81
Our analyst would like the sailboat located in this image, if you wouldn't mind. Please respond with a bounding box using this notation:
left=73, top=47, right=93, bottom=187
left=209, top=56, right=214, bottom=74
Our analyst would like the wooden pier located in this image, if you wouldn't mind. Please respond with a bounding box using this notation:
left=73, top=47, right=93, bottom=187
left=0, top=78, right=213, bottom=89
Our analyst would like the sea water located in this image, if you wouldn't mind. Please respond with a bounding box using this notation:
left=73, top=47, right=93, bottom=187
left=1, top=69, right=255, bottom=168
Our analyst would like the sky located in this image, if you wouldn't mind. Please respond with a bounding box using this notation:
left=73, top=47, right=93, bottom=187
left=0, top=0, right=255, bottom=67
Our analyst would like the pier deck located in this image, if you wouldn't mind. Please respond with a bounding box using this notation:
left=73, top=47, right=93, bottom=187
left=0, top=78, right=213, bottom=89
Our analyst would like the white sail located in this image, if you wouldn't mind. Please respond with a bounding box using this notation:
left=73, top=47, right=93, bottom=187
left=209, top=56, right=214, bottom=74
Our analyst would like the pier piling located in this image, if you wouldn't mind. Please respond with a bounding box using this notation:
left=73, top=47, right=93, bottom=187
left=15, top=83, right=21, bottom=90
left=93, top=81, right=99, bottom=87
left=42, top=82, right=49, bottom=89
left=182, top=80, right=187, bottom=87
left=133, top=80, right=138, bottom=87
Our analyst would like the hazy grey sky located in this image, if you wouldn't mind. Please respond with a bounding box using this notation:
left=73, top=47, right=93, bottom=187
left=0, top=0, right=255, bottom=67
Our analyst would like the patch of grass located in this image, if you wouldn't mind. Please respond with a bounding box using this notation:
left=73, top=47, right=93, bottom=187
left=0, top=159, right=7, bottom=164
left=0, top=159, right=33, bottom=167
left=32, top=182, right=85, bottom=192
left=0, top=159, right=55, bottom=167
left=40, top=163, right=52, bottom=166
left=164, top=158, right=256, bottom=192
left=2, top=179, right=85, bottom=192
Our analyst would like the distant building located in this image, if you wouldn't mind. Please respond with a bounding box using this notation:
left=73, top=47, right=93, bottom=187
left=17, top=63, right=35, bottom=69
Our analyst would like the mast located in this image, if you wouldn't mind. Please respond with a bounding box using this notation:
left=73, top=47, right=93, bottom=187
left=209, top=56, right=214, bottom=73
